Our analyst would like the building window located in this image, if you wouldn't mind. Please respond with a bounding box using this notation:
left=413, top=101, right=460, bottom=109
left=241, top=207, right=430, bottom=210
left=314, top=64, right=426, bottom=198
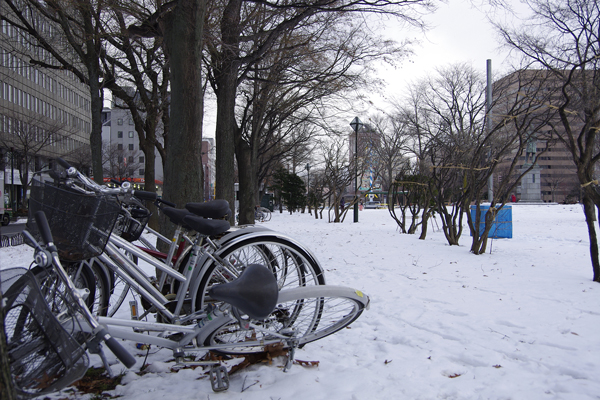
left=117, top=131, right=123, bottom=138
left=118, top=144, right=123, bottom=150
left=128, top=156, right=134, bottom=163
left=139, top=156, right=144, bottom=163
left=139, top=169, right=145, bottom=176
left=128, top=144, right=134, bottom=150
left=128, top=131, right=134, bottom=138
left=128, top=119, right=133, bottom=125
left=117, top=118, right=123, bottom=125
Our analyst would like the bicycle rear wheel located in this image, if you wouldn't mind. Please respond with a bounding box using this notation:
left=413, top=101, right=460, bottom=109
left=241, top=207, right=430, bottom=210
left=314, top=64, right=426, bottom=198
left=202, top=285, right=368, bottom=353
left=195, top=236, right=325, bottom=311
left=193, top=236, right=326, bottom=353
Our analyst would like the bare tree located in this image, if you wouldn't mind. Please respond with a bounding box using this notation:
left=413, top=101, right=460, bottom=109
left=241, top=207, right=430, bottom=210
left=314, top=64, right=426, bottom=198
left=0, top=112, right=78, bottom=209
left=317, top=133, right=368, bottom=223
left=102, top=143, right=144, bottom=182
left=400, top=64, right=555, bottom=252
left=205, top=0, right=434, bottom=224
left=496, top=0, right=600, bottom=280
left=363, top=114, right=411, bottom=198
left=102, top=3, right=170, bottom=204
left=125, top=0, right=206, bottom=216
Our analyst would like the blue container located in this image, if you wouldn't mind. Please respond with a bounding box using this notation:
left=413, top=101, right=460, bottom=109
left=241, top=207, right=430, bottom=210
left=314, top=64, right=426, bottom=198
left=470, top=205, right=512, bottom=239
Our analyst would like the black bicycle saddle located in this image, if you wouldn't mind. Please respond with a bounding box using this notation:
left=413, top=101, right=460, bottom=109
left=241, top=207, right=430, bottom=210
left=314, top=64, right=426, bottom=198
left=208, top=264, right=278, bottom=320
left=182, top=215, right=231, bottom=236
left=162, top=207, right=194, bottom=229
left=185, top=200, right=231, bottom=219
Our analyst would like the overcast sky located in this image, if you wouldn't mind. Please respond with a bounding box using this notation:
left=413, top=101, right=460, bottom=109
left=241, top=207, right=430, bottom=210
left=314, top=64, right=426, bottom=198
left=367, top=0, right=528, bottom=109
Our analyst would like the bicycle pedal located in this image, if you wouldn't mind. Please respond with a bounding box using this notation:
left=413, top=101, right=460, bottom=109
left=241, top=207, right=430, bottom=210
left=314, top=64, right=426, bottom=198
left=209, top=365, right=229, bottom=392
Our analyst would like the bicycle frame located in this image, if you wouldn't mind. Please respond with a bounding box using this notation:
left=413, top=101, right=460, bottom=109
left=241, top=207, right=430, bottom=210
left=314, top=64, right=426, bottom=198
left=98, top=224, right=278, bottom=322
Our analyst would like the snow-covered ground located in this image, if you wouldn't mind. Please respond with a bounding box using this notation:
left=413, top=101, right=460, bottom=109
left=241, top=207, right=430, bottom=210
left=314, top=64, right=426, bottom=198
left=1, top=204, right=599, bottom=399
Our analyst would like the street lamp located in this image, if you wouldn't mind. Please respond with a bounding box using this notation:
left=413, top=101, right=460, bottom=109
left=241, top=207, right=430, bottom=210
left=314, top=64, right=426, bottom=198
left=350, top=117, right=362, bottom=223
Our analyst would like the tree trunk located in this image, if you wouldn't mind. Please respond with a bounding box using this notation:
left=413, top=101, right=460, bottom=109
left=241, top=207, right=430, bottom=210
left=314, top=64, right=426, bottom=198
left=582, top=194, right=600, bottom=281
left=214, top=0, right=242, bottom=225
left=419, top=207, right=430, bottom=240
left=235, top=143, right=256, bottom=225
left=162, top=0, right=205, bottom=210
left=140, top=138, right=159, bottom=230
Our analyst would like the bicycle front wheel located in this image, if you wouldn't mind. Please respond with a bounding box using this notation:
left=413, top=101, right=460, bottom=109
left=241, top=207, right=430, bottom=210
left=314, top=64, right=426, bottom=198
left=203, top=285, right=368, bottom=353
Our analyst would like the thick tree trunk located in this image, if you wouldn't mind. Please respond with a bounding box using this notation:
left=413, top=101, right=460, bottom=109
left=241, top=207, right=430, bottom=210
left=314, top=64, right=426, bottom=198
left=215, top=72, right=237, bottom=223
left=214, top=0, right=242, bottom=225
left=235, top=143, right=256, bottom=225
left=162, top=0, right=205, bottom=210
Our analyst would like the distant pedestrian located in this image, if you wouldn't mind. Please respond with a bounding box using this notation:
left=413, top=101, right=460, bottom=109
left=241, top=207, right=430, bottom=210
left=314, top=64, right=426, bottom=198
left=511, top=194, right=516, bottom=202
left=340, top=197, right=345, bottom=211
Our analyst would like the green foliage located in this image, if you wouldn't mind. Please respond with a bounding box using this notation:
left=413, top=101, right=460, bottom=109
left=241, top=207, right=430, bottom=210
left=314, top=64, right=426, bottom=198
left=270, top=167, right=306, bottom=213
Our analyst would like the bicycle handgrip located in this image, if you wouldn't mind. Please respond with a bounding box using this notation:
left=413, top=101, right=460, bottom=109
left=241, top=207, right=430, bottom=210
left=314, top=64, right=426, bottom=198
left=157, top=198, right=176, bottom=208
left=56, top=157, right=72, bottom=169
left=49, top=170, right=63, bottom=182
left=134, top=190, right=158, bottom=201
left=98, top=328, right=136, bottom=368
left=34, top=211, right=57, bottom=252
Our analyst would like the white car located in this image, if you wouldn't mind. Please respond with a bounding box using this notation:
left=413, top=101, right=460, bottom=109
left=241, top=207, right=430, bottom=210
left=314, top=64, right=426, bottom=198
left=364, top=201, right=381, bottom=209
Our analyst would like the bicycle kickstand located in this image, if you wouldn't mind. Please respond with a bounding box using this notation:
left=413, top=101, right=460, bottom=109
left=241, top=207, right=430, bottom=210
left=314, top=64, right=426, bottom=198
left=87, top=336, right=115, bottom=377
left=284, top=338, right=300, bottom=372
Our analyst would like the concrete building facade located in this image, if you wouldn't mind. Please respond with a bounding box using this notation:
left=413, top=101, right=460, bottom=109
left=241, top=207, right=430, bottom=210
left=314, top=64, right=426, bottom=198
left=0, top=15, right=91, bottom=211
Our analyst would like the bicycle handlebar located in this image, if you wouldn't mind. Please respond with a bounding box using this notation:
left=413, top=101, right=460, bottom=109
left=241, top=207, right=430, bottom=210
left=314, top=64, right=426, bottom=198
left=96, top=328, right=137, bottom=368
left=33, top=209, right=137, bottom=369
left=34, top=211, right=57, bottom=253
left=56, top=157, right=72, bottom=170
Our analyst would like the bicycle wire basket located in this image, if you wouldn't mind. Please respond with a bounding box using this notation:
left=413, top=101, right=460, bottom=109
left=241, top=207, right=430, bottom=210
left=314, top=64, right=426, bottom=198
left=2, top=267, right=89, bottom=398
left=113, top=205, right=151, bottom=242
left=27, top=175, right=121, bottom=261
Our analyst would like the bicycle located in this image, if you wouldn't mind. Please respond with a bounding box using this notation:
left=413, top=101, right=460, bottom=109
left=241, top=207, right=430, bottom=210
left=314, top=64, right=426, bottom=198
left=5, top=202, right=369, bottom=394
left=255, top=206, right=272, bottom=222
left=31, top=160, right=325, bottom=331
left=22, top=159, right=368, bottom=353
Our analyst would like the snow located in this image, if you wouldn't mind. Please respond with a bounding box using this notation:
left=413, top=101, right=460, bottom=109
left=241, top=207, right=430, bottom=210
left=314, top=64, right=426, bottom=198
left=2, top=204, right=600, bottom=399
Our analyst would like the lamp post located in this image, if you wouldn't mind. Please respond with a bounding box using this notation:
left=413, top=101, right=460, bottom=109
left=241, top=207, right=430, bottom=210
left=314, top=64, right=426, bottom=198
left=350, top=117, right=362, bottom=223
left=306, top=163, right=310, bottom=194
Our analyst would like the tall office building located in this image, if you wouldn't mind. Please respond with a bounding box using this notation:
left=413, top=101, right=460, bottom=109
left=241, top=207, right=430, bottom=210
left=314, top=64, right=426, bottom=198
left=0, top=12, right=91, bottom=210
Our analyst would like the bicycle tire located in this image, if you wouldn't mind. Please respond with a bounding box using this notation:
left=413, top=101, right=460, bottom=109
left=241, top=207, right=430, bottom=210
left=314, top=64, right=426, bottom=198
left=202, top=285, right=367, bottom=353
left=195, top=236, right=325, bottom=310
left=194, top=236, right=326, bottom=353
left=106, top=267, right=131, bottom=317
